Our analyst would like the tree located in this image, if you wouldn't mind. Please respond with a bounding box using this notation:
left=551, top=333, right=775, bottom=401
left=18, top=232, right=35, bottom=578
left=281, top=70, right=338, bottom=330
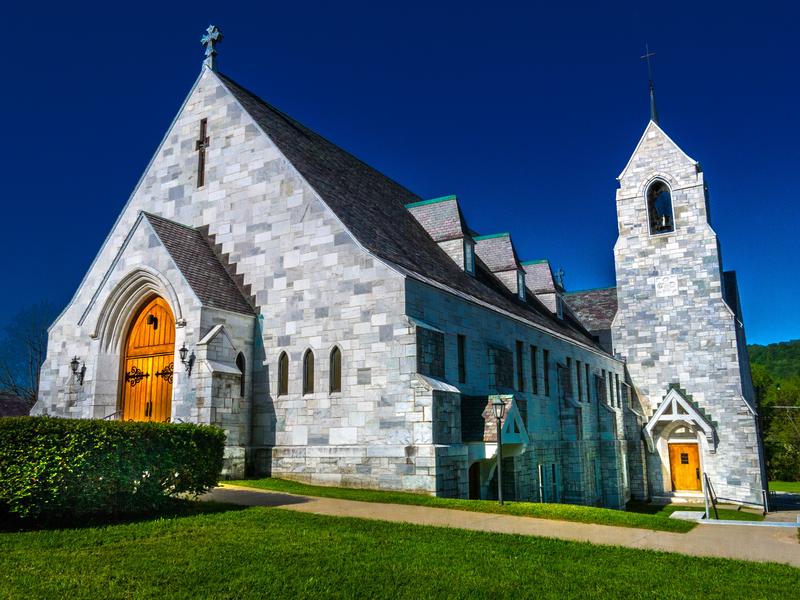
left=0, top=302, right=59, bottom=406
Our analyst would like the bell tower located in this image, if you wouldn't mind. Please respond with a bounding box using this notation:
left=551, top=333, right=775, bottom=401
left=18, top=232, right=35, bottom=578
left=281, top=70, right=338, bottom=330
left=611, top=117, right=766, bottom=505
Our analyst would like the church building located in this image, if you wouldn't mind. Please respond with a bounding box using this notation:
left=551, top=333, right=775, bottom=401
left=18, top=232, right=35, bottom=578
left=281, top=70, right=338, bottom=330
left=33, top=28, right=766, bottom=508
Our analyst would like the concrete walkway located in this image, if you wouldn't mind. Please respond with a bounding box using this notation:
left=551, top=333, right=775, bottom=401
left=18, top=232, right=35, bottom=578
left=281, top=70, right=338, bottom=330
left=205, top=484, right=800, bottom=568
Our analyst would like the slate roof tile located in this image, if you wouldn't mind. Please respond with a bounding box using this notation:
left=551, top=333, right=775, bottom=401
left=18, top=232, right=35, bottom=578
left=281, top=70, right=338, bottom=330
left=522, top=260, right=557, bottom=294
left=216, top=72, right=602, bottom=349
left=144, top=213, right=255, bottom=316
left=474, top=235, right=519, bottom=272
left=565, top=287, right=618, bottom=332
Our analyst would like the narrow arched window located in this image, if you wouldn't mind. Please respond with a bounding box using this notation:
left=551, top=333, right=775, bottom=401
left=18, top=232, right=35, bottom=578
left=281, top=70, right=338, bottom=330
left=236, top=352, right=246, bottom=397
left=647, top=180, right=674, bottom=234
left=303, top=350, right=315, bottom=395
left=278, top=352, right=289, bottom=396
left=329, top=347, right=342, bottom=393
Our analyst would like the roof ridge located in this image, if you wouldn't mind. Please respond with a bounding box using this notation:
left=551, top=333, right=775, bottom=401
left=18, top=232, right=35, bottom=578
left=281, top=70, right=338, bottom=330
left=405, top=194, right=457, bottom=209
left=216, top=71, right=422, bottom=203
left=566, top=286, right=617, bottom=295
left=473, top=232, right=511, bottom=241
left=214, top=70, right=609, bottom=355
left=141, top=211, right=198, bottom=232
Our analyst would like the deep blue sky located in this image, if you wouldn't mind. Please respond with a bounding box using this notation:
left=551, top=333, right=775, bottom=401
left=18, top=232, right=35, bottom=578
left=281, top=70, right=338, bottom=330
left=3, top=1, right=798, bottom=345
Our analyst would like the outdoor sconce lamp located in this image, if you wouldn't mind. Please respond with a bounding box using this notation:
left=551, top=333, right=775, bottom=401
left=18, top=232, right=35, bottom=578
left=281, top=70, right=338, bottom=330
left=70, top=356, right=86, bottom=386
left=492, top=397, right=506, bottom=506
left=179, top=344, right=195, bottom=377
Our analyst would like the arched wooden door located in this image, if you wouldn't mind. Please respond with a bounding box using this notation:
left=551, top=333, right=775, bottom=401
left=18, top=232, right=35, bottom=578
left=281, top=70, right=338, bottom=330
left=121, top=297, right=175, bottom=422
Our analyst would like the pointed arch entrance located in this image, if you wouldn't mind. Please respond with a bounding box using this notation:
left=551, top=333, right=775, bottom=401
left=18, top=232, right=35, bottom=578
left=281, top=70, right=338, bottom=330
left=121, top=296, right=175, bottom=421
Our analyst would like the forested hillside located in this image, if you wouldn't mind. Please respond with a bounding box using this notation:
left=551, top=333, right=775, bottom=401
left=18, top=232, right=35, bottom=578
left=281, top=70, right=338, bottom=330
left=749, top=340, right=800, bottom=482
left=749, top=339, right=800, bottom=380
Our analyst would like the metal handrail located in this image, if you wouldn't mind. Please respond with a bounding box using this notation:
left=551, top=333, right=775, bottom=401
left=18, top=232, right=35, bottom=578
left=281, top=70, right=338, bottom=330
left=703, top=473, right=768, bottom=518
left=102, top=410, right=123, bottom=420
left=703, top=473, right=719, bottom=520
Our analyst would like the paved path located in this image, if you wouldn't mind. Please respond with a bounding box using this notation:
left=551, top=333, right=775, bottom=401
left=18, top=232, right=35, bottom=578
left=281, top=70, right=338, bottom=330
left=205, top=485, right=800, bottom=568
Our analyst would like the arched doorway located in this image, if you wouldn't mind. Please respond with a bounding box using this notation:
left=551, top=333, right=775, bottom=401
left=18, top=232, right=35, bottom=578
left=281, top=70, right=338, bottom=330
left=121, top=296, right=175, bottom=421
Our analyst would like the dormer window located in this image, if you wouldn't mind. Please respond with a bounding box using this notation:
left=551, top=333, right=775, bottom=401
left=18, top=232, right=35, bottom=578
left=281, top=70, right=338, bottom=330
left=556, top=296, right=564, bottom=319
left=647, top=179, right=674, bottom=235
left=517, top=270, right=526, bottom=301
left=464, top=239, right=475, bottom=275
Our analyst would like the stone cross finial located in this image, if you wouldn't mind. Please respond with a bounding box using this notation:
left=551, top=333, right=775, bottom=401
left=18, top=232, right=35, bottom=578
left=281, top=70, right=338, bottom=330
left=201, top=25, right=223, bottom=71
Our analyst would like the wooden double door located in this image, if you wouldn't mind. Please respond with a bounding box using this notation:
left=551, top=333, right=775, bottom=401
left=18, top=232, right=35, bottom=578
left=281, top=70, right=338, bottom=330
left=669, top=443, right=702, bottom=491
left=121, top=297, right=175, bottom=422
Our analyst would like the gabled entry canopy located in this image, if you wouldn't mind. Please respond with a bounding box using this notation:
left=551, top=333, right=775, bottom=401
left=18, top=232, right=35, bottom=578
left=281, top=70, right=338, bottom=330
left=644, top=385, right=716, bottom=453
left=461, top=395, right=529, bottom=446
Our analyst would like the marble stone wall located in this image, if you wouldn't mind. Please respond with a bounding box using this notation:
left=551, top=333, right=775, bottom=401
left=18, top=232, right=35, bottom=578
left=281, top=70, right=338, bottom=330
left=612, top=121, right=765, bottom=504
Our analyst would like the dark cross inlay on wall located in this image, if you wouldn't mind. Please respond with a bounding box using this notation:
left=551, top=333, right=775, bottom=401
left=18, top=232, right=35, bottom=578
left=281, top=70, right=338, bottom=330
left=195, top=118, right=210, bottom=188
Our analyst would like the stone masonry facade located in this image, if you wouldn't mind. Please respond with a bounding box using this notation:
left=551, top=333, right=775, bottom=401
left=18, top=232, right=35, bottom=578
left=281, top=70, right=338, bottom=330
left=33, top=57, right=764, bottom=509
left=611, top=121, right=766, bottom=505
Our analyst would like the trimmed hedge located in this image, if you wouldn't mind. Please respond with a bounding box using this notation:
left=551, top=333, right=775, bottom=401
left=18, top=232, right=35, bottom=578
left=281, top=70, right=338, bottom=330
left=0, top=417, right=225, bottom=520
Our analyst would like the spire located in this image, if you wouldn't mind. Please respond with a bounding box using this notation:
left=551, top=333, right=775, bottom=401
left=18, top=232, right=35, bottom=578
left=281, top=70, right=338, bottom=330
left=649, top=80, right=659, bottom=125
left=640, top=44, right=659, bottom=125
left=201, top=25, right=223, bottom=71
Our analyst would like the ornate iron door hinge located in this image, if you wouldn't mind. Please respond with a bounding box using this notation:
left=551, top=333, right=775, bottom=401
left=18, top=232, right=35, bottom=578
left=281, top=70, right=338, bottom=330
left=154, top=362, right=174, bottom=384
left=125, top=366, right=150, bottom=387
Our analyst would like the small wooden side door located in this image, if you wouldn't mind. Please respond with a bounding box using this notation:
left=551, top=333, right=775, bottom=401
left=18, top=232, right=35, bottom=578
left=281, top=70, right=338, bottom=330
left=669, top=443, right=701, bottom=491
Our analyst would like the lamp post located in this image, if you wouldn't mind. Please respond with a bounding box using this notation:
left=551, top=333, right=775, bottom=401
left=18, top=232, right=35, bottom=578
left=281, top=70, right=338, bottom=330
left=492, top=397, right=506, bottom=506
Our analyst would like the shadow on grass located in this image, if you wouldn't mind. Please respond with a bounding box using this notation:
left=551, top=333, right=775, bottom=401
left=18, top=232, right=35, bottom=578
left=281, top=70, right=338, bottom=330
left=0, top=498, right=248, bottom=533
left=201, top=487, right=311, bottom=509
left=625, top=501, right=664, bottom=515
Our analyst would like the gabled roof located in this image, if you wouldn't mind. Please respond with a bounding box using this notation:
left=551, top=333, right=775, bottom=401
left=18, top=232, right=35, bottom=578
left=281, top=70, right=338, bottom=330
left=405, top=195, right=469, bottom=243
left=617, top=120, right=698, bottom=181
left=460, top=395, right=528, bottom=444
left=566, top=287, right=618, bottom=332
left=521, top=259, right=557, bottom=294
left=473, top=233, right=520, bottom=272
left=644, top=384, right=717, bottom=451
left=144, top=213, right=255, bottom=316
left=216, top=72, right=603, bottom=351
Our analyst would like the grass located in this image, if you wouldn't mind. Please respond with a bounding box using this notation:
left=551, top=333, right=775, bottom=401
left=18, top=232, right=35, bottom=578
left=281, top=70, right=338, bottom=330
left=770, top=481, right=800, bottom=493
left=627, top=501, right=764, bottom=522
left=228, top=477, right=696, bottom=533
left=0, top=505, right=796, bottom=599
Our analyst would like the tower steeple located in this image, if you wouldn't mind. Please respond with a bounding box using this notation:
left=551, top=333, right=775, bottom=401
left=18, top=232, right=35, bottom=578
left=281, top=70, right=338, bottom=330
left=640, top=44, right=659, bottom=124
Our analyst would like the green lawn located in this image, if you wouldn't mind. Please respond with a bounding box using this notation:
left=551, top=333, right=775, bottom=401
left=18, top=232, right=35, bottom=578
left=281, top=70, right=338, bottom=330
left=770, top=481, right=800, bottom=493
left=0, top=506, right=796, bottom=599
left=627, top=501, right=764, bottom=522
left=228, top=477, right=696, bottom=533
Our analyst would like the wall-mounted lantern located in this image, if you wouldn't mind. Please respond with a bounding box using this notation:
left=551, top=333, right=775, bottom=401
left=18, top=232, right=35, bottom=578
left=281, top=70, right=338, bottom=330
left=179, top=344, right=195, bottom=377
left=70, top=356, right=86, bottom=385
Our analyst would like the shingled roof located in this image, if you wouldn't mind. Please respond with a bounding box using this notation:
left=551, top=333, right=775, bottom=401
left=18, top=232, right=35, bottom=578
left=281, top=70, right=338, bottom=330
left=565, top=287, right=618, bottom=332
left=144, top=213, right=255, bottom=316
left=405, top=196, right=469, bottom=243
left=216, top=72, right=602, bottom=349
left=521, top=260, right=558, bottom=294
left=474, top=234, right=520, bottom=272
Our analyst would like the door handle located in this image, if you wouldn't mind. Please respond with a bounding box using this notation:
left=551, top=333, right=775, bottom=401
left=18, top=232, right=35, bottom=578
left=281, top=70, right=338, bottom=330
left=696, top=468, right=700, bottom=480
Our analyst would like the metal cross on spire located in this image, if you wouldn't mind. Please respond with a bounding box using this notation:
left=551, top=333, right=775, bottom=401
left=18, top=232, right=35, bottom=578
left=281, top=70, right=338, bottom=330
left=201, top=25, right=223, bottom=71
left=640, top=43, right=659, bottom=125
